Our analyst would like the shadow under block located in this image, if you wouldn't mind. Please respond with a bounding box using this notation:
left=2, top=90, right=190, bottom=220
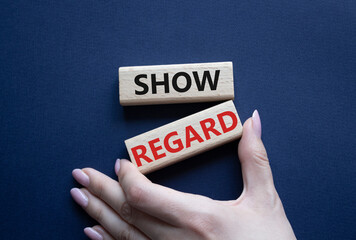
left=119, top=62, right=234, bottom=106
left=125, top=100, right=242, bottom=174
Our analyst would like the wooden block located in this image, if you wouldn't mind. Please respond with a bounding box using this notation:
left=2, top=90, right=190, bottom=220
left=125, top=100, right=242, bottom=174
left=119, top=62, right=234, bottom=106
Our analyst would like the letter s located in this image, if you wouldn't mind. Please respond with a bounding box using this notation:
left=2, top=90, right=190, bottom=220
left=134, top=74, right=149, bottom=95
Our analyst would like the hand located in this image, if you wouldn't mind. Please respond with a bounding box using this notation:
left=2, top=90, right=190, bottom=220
left=70, top=110, right=296, bottom=240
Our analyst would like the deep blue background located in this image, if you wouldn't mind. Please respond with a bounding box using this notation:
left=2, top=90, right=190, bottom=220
left=1, top=1, right=355, bottom=239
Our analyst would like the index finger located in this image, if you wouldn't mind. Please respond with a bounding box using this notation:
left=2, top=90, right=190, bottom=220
left=117, top=159, right=215, bottom=226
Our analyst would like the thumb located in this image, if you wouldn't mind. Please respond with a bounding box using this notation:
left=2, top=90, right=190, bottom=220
left=238, top=110, right=276, bottom=197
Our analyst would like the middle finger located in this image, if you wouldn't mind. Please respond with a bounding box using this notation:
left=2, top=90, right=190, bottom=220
left=73, top=168, right=125, bottom=214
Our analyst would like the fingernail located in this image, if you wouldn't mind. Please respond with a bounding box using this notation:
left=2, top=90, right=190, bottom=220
left=72, top=169, right=89, bottom=187
left=70, top=188, right=88, bottom=207
left=84, top=227, right=103, bottom=240
left=115, top=159, right=121, bottom=175
left=252, top=110, right=262, bottom=138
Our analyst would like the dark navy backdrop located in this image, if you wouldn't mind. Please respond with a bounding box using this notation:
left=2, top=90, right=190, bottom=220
left=1, top=1, right=355, bottom=239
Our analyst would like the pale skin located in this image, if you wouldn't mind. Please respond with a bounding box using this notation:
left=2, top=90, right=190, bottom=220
left=71, top=110, right=297, bottom=240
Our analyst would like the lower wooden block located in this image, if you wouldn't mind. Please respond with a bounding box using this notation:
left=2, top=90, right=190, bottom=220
left=125, top=100, right=243, bottom=174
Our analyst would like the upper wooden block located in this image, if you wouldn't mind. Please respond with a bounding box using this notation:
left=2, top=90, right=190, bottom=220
left=125, top=100, right=242, bottom=174
left=119, top=62, right=234, bottom=106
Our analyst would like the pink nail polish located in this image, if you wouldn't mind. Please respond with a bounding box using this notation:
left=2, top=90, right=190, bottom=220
left=72, top=169, right=89, bottom=187
left=252, top=110, right=262, bottom=138
left=115, top=159, right=121, bottom=175
left=70, top=188, right=88, bottom=207
left=84, top=227, right=103, bottom=240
